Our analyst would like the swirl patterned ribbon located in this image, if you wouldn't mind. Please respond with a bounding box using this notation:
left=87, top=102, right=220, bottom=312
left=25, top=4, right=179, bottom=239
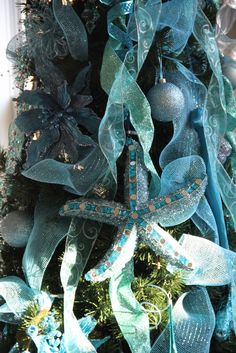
left=99, top=0, right=162, bottom=195
left=60, top=218, right=101, bottom=353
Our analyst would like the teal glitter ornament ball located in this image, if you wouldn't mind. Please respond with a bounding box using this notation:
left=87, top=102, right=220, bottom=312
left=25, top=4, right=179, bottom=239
left=146, top=81, right=185, bottom=122
left=0, top=210, right=33, bottom=247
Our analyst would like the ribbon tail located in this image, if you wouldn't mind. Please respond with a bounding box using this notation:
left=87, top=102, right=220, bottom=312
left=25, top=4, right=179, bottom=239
left=23, top=189, right=70, bottom=290
left=109, top=261, right=151, bottom=353
left=60, top=218, right=101, bottom=353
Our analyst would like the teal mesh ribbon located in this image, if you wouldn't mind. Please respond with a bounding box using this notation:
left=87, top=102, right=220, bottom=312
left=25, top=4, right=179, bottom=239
left=109, top=261, right=151, bottom=353
left=151, top=287, right=215, bottom=353
left=99, top=0, right=162, bottom=195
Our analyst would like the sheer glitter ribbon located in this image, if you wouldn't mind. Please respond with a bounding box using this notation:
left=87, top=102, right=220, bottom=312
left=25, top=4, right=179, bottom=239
left=52, top=0, right=88, bottom=61
left=22, top=190, right=70, bottom=290
left=99, top=0, right=162, bottom=194
left=60, top=218, right=101, bottom=353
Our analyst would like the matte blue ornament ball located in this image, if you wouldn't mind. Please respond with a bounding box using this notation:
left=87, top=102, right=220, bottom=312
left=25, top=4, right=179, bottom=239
left=0, top=210, right=33, bottom=247
left=146, top=81, right=185, bottom=122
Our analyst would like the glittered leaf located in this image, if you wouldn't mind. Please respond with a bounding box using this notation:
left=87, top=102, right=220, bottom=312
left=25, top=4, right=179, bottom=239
left=70, top=64, right=91, bottom=95
left=16, top=109, right=44, bottom=134
left=57, top=81, right=71, bottom=109
left=76, top=108, right=101, bottom=135
left=17, top=90, right=58, bottom=110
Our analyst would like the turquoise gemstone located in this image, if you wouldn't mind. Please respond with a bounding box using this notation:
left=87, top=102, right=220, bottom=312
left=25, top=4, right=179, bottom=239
left=160, top=200, right=166, bottom=206
left=99, top=264, right=107, bottom=273
left=126, top=221, right=134, bottom=229
left=179, top=256, right=188, bottom=265
left=118, top=235, right=128, bottom=247
left=108, top=251, right=119, bottom=262
left=155, top=202, right=161, bottom=208
left=151, top=229, right=160, bottom=239
left=139, top=220, right=147, bottom=228
left=130, top=183, right=136, bottom=192
left=143, top=208, right=150, bottom=214
left=138, top=209, right=145, bottom=216
left=130, top=200, right=136, bottom=209
left=130, top=170, right=136, bottom=177
left=101, top=207, right=112, bottom=214
left=164, top=243, right=172, bottom=251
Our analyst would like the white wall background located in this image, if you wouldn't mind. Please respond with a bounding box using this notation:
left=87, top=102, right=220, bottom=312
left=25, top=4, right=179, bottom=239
left=0, top=0, right=22, bottom=147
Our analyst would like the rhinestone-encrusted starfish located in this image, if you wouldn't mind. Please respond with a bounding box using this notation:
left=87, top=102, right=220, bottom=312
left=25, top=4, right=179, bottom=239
left=60, top=138, right=207, bottom=282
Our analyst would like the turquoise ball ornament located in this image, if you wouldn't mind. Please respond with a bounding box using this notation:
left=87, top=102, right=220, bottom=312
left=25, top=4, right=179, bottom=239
left=0, top=210, right=33, bottom=247
left=146, top=81, right=185, bottom=122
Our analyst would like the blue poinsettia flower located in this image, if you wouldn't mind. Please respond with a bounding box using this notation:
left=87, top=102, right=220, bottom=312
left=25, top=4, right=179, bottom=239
left=16, top=65, right=100, bottom=170
left=14, top=65, right=108, bottom=196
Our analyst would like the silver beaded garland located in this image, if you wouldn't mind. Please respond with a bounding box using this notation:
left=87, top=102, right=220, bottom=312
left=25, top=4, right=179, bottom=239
left=146, top=81, right=185, bottom=122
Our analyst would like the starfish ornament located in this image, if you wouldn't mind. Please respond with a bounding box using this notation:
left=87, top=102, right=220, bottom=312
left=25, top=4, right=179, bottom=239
left=60, top=138, right=207, bottom=282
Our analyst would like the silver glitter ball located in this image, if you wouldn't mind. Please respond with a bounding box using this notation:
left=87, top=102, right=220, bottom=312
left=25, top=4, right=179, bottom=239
left=0, top=210, right=33, bottom=247
left=146, top=82, right=185, bottom=122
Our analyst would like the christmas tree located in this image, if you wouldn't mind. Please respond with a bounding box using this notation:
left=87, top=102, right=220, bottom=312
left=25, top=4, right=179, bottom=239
left=0, top=0, right=236, bottom=352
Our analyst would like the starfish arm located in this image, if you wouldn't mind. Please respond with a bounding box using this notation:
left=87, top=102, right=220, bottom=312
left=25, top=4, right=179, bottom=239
left=60, top=199, right=129, bottom=226
left=139, top=222, right=194, bottom=270
left=85, top=221, right=137, bottom=282
left=125, top=139, right=149, bottom=210
left=139, top=176, right=207, bottom=226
